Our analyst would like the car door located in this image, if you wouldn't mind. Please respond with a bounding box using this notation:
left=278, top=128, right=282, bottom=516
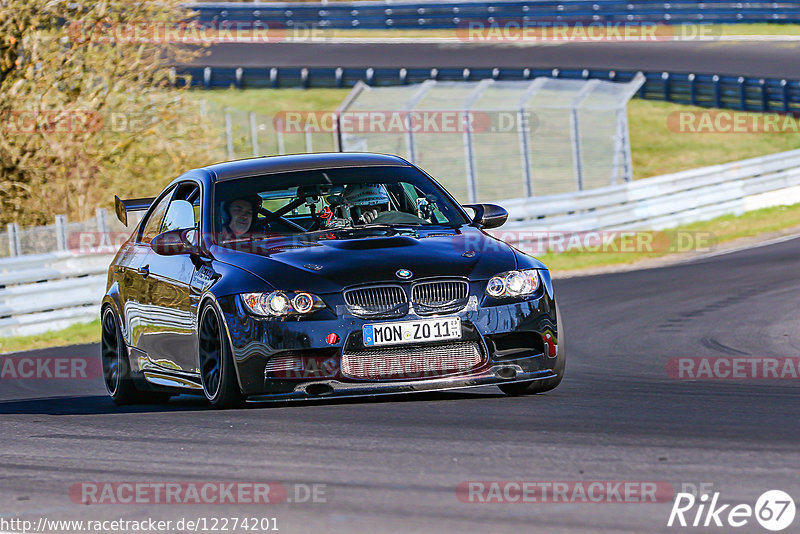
left=135, top=182, right=203, bottom=375
left=126, top=187, right=175, bottom=360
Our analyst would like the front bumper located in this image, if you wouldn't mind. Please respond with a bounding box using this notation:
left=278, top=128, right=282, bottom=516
left=217, top=282, right=561, bottom=399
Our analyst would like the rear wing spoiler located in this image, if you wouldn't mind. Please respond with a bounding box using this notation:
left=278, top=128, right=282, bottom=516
left=114, top=195, right=155, bottom=226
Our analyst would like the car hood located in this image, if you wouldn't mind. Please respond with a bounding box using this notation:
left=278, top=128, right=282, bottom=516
left=211, top=226, right=539, bottom=294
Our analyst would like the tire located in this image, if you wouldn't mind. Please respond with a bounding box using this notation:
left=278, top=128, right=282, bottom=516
left=499, top=304, right=566, bottom=396
left=101, top=307, right=171, bottom=405
left=198, top=303, right=246, bottom=409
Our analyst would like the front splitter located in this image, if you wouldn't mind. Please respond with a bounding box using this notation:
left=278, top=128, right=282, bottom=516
left=245, top=365, right=558, bottom=403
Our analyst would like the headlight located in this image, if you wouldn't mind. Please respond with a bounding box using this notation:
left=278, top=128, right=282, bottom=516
left=241, top=291, right=325, bottom=317
left=485, top=269, right=539, bottom=298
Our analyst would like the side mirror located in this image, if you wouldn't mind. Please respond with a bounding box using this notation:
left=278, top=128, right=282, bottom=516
left=463, top=203, right=508, bottom=229
left=151, top=228, right=200, bottom=256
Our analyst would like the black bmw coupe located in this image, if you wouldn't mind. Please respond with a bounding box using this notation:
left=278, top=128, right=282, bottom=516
left=101, top=153, right=565, bottom=407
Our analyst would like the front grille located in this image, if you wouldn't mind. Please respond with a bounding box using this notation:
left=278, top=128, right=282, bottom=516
left=412, top=280, right=469, bottom=313
left=344, top=285, right=408, bottom=317
left=341, top=341, right=483, bottom=380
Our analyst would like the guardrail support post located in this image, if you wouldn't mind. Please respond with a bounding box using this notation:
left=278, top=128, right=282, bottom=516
left=276, top=118, right=286, bottom=154
left=7, top=223, right=20, bottom=257
left=713, top=75, right=721, bottom=107
left=782, top=80, right=790, bottom=113
left=688, top=73, right=696, bottom=106
left=738, top=76, right=747, bottom=110
left=760, top=79, right=768, bottom=112
left=305, top=125, right=313, bottom=153
left=249, top=112, right=259, bottom=157
left=55, top=215, right=67, bottom=252
left=96, top=208, right=111, bottom=249
left=225, top=111, right=234, bottom=159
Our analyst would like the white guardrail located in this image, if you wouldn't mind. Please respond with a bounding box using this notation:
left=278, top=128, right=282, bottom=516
left=2, top=148, right=800, bottom=338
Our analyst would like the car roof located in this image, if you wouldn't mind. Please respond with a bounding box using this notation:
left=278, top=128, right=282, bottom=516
left=203, top=153, right=411, bottom=182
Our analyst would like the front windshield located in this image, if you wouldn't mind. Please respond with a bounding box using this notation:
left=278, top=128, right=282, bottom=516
left=213, top=165, right=469, bottom=248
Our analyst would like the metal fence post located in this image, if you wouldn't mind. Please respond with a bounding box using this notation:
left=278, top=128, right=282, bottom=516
left=516, top=77, right=547, bottom=197
left=461, top=80, right=492, bottom=203
left=249, top=112, right=259, bottom=157
left=55, top=215, right=67, bottom=251
left=462, top=115, right=478, bottom=203
left=569, top=79, right=600, bottom=191
left=224, top=111, right=234, bottom=159
left=7, top=223, right=20, bottom=257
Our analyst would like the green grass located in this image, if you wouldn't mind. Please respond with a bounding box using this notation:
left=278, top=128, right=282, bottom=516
left=201, top=88, right=350, bottom=116
left=627, top=100, right=800, bottom=179
left=539, top=202, right=800, bottom=271
left=0, top=320, right=100, bottom=355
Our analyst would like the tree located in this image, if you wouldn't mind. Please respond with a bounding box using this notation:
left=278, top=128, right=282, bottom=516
left=0, top=0, right=220, bottom=225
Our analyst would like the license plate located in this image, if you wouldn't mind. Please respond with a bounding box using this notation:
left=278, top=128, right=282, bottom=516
left=363, top=317, right=461, bottom=347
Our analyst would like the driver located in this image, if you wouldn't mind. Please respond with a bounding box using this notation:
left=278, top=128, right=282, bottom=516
left=220, top=195, right=262, bottom=240
left=343, top=183, right=392, bottom=224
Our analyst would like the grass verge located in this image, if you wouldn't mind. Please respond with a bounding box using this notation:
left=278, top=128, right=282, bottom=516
left=0, top=320, right=100, bottom=355
left=538, top=202, right=800, bottom=271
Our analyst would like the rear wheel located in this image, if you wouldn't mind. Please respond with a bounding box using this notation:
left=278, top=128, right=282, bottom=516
left=499, top=305, right=566, bottom=396
left=101, top=307, right=170, bottom=405
left=198, top=303, right=245, bottom=409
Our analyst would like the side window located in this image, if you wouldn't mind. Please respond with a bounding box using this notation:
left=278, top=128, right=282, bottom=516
left=162, top=183, right=201, bottom=233
left=139, top=191, right=174, bottom=244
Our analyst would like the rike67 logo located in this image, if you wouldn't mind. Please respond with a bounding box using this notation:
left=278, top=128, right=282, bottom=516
left=668, top=489, right=795, bottom=531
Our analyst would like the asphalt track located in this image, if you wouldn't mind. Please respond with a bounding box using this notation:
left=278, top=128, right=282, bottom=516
left=198, top=40, right=800, bottom=78
left=1, top=235, right=799, bottom=533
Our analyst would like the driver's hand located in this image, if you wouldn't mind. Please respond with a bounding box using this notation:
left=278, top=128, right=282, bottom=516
left=359, top=209, right=379, bottom=224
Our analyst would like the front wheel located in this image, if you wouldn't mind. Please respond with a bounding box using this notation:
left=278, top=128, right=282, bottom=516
left=198, top=303, right=246, bottom=409
left=499, top=305, right=566, bottom=396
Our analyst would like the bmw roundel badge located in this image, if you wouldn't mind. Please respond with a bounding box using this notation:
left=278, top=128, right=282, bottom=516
left=396, top=269, right=413, bottom=279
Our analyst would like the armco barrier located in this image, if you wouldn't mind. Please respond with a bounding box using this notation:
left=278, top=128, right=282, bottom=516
left=501, top=148, right=800, bottom=233
left=180, top=66, right=800, bottom=114
left=0, top=252, right=113, bottom=338
left=3, top=148, right=800, bottom=338
left=189, top=1, right=800, bottom=29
